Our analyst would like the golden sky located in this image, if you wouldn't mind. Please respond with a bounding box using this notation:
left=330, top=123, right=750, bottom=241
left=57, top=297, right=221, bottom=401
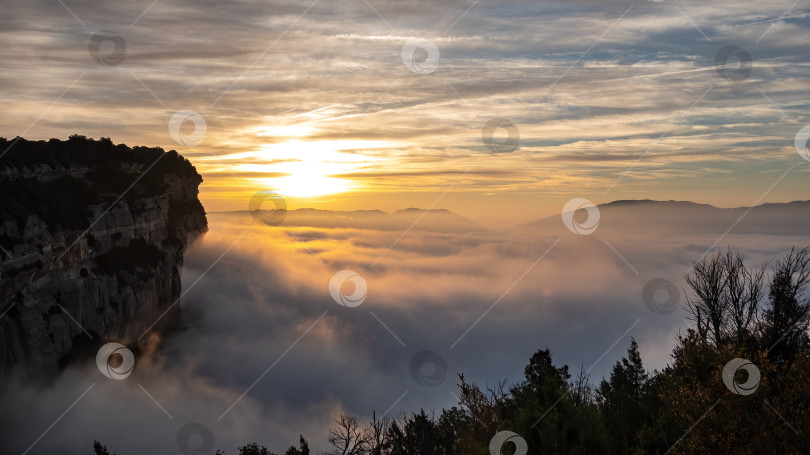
left=3, top=0, right=810, bottom=228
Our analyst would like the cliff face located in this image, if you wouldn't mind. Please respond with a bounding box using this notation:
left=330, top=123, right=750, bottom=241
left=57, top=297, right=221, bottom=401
left=0, top=136, right=208, bottom=378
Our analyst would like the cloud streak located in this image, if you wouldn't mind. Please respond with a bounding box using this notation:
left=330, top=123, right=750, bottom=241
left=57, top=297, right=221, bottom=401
left=2, top=0, right=810, bottom=219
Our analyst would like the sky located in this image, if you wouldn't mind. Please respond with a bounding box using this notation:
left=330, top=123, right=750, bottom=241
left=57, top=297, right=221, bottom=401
left=4, top=0, right=810, bottom=453
left=3, top=0, right=810, bottom=228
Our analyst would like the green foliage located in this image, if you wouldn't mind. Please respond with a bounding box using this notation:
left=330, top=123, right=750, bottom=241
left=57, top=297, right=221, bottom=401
left=511, top=350, right=608, bottom=454
left=238, top=442, right=272, bottom=455
left=384, top=410, right=454, bottom=455
left=598, top=339, right=647, bottom=455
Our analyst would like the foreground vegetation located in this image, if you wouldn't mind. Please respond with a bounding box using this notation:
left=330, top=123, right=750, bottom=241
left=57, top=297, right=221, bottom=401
left=94, top=246, right=810, bottom=454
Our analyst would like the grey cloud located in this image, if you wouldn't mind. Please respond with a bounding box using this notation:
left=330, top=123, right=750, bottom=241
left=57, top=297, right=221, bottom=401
left=6, top=0, right=809, bottom=198
left=3, top=203, right=810, bottom=453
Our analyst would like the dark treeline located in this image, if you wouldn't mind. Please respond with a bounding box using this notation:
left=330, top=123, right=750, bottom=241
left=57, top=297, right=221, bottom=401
left=94, top=246, right=810, bottom=455
left=0, top=135, right=203, bottom=233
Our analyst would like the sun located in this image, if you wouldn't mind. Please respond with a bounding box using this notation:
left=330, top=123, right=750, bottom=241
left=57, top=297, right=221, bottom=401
left=198, top=138, right=392, bottom=199
left=246, top=140, right=388, bottom=198
left=271, top=173, right=350, bottom=198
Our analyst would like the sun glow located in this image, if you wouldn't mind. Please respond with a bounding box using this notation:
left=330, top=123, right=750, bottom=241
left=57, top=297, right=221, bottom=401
left=246, top=139, right=389, bottom=198
left=267, top=174, right=350, bottom=198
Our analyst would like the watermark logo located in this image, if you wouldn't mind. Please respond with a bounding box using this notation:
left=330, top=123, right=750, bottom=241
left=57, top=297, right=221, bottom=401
left=176, top=422, right=215, bottom=455
left=561, top=198, right=600, bottom=235
left=401, top=39, right=440, bottom=74
left=329, top=270, right=367, bottom=307
left=722, top=358, right=760, bottom=396
left=642, top=278, right=680, bottom=314
left=714, top=45, right=752, bottom=81
left=88, top=30, right=126, bottom=66
left=96, top=342, right=134, bottom=380
left=481, top=118, right=519, bottom=154
left=168, top=110, right=207, bottom=147
left=248, top=190, right=287, bottom=226
left=794, top=125, right=810, bottom=162
left=489, top=430, right=528, bottom=455
left=409, top=350, right=447, bottom=387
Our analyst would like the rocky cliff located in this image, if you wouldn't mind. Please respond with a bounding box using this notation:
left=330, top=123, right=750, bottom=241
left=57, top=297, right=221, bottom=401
left=0, top=135, right=208, bottom=378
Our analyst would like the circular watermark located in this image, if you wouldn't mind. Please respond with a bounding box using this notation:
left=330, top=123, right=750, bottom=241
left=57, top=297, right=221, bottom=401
left=642, top=278, right=680, bottom=315
left=714, top=45, right=752, bottom=81
left=481, top=118, right=519, bottom=154
left=88, top=30, right=126, bottom=66
left=329, top=270, right=367, bottom=307
left=248, top=190, right=287, bottom=226
left=561, top=198, right=600, bottom=235
left=794, top=125, right=810, bottom=161
left=409, top=350, right=447, bottom=387
left=176, top=422, right=215, bottom=455
left=96, top=342, right=134, bottom=380
left=401, top=39, right=440, bottom=74
left=489, top=431, right=528, bottom=455
left=722, top=358, right=760, bottom=396
left=168, top=110, right=207, bottom=147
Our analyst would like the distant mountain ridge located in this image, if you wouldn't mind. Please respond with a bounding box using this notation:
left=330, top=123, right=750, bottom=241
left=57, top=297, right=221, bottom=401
left=219, top=200, right=810, bottom=236
left=516, top=199, right=810, bottom=237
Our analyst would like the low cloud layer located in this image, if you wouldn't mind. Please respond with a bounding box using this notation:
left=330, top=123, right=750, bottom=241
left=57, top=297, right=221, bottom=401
left=2, top=206, right=807, bottom=454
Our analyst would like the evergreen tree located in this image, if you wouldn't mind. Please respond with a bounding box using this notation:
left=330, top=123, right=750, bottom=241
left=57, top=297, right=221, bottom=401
left=92, top=441, right=114, bottom=455
left=599, top=338, right=648, bottom=455
left=284, top=435, right=310, bottom=455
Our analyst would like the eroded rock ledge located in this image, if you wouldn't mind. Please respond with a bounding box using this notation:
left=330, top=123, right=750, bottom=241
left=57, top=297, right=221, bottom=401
left=0, top=135, right=208, bottom=377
